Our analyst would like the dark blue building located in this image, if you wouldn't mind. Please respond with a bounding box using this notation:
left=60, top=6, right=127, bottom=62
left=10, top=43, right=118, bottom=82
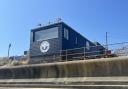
left=29, top=22, right=105, bottom=63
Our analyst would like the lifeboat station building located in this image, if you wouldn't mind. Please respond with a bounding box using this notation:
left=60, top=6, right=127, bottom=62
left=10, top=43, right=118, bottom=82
left=29, top=22, right=105, bottom=64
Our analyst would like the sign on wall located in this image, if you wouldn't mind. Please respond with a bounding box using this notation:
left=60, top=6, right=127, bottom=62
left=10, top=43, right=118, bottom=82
left=40, top=41, right=50, bottom=53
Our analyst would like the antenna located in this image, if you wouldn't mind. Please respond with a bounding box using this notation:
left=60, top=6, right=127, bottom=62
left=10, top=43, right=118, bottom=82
left=37, top=23, right=42, bottom=27
left=48, top=21, right=51, bottom=25
left=106, top=32, right=108, bottom=50
left=56, top=18, right=62, bottom=22
left=8, top=43, right=11, bottom=58
left=105, top=32, right=108, bottom=57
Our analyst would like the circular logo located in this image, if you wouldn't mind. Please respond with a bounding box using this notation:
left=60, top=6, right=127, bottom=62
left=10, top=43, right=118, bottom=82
left=40, top=41, right=50, bottom=53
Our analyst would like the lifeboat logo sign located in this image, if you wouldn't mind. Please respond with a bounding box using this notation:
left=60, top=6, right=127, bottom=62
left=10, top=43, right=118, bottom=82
left=40, top=41, right=50, bottom=53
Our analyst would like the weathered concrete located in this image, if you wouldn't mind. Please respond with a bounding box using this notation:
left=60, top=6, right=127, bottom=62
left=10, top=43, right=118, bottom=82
left=0, top=88, right=72, bottom=89
left=1, top=84, right=128, bottom=89
left=0, top=87, right=128, bottom=89
left=0, top=56, right=128, bottom=88
left=0, top=56, right=128, bottom=79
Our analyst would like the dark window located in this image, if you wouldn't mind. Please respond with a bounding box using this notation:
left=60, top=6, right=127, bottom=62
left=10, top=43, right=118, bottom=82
left=34, top=27, right=58, bottom=41
left=64, top=28, right=69, bottom=40
left=86, top=41, right=90, bottom=50
left=76, top=37, right=78, bottom=44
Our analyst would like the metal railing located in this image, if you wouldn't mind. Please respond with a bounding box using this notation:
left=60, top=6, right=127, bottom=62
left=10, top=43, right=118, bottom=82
left=1, top=42, right=128, bottom=65
left=60, top=42, right=128, bottom=61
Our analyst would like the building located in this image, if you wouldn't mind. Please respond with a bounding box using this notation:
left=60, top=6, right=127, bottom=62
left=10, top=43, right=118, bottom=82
left=29, top=22, right=105, bottom=64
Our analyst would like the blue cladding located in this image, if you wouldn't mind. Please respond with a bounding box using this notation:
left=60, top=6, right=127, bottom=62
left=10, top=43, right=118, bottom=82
left=29, top=23, right=63, bottom=63
left=29, top=22, right=105, bottom=63
left=30, top=38, right=61, bottom=57
left=61, top=22, right=96, bottom=50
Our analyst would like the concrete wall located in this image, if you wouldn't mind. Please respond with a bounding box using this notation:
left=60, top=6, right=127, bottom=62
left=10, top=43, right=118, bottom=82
left=0, top=56, right=128, bottom=79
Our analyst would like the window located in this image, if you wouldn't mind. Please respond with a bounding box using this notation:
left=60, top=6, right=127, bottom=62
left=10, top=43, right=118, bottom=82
left=64, top=28, right=69, bottom=40
left=76, top=37, right=78, bottom=44
left=34, top=27, right=58, bottom=41
left=86, top=41, right=90, bottom=50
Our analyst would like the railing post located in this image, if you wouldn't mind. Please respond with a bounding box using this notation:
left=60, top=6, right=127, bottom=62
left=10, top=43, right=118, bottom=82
left=84, top=47, right=85, bottom=60
left=105, top=46, right=108, bottom=58
left=66, top=50, right=67, bottom=61
left=53, top=54, right=55, bottom=61
left=60, top=50, right=62, bottom=61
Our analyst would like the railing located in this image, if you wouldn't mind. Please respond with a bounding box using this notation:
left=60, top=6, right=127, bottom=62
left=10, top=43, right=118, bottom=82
left=60, top=42, right=128, bottom=61
left=1, top=42, right=128, bottom=65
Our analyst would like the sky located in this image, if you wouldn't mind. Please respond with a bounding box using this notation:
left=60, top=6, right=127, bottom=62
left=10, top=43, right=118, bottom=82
left=0, top=0, right=128, bottom=57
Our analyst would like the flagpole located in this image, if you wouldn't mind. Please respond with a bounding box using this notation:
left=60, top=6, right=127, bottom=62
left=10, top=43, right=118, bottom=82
left=8, top=43, right=11, bottom=58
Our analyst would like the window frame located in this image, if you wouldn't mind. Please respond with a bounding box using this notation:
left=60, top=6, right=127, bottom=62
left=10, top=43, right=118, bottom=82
left=86, top=41, right=90, bottom=50
left=33, top=27, right=59, bottom=42
left=75, top=36, right=78, bottom=44
left=64, top=28, right=69, bottom=40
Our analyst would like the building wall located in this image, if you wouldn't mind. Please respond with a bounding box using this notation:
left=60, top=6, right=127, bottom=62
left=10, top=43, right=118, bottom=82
left=62, top=22, right=96, bottom=50
left=29, top=23, right=63, bottom=63
left=29, top=22, right=105, bottom=63
left=0, top=57, right=128, bottom=79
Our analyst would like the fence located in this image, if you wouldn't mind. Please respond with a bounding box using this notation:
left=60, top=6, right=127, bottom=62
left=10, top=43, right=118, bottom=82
left=60, top=42, right=128, bottom=61
left=1, top=42, right=128, bottom=65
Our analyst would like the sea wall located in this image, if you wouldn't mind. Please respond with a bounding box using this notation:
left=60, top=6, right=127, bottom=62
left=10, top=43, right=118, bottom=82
left=0, top=56, right=128, bottom=79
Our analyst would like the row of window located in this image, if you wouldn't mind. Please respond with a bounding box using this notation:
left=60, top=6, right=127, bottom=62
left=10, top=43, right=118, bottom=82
left=64, top=28, right=90, bottom=50
left=64, top=28, right=69, bottom=40
left=34, top=27, right=69, bottom=42
left=33, top=27, right=90, bottom=49
left=34, top=27, right=58, bottom=41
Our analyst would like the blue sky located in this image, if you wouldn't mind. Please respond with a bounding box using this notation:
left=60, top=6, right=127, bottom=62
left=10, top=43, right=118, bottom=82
left=0, top=0, right=128, bottom=56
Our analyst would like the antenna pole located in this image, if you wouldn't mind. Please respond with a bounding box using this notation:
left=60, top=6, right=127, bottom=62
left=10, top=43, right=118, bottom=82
left=8, top=43, right=11, bottom=58
left=105, top=32, right=108, bottom=57
left=106, top=32, right=108, bottom=50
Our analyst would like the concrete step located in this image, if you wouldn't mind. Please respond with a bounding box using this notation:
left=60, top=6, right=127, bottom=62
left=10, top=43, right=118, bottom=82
left=0, top=77, right=128, bottom=85
left=0, top=84, right=128, bottom=89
